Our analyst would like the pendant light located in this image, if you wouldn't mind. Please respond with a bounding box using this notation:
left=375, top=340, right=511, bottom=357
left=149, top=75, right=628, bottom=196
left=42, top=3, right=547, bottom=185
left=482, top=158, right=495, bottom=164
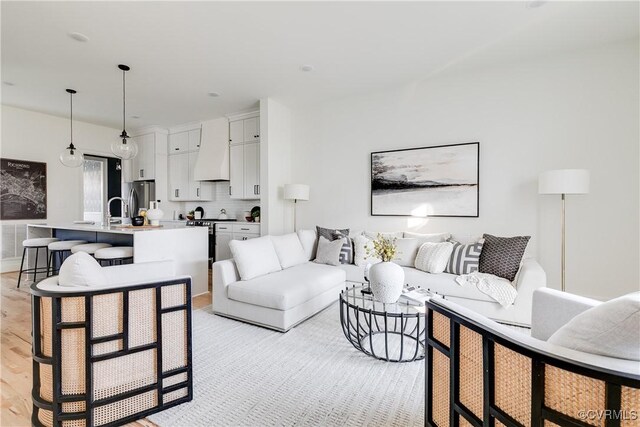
left=110, top=64, right=138, bottom=159
left=59, top=89, right=84, bottom=168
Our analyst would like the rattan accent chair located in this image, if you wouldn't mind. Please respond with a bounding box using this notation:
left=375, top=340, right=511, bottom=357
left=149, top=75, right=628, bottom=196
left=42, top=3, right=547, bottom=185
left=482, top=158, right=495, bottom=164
left=425, top=293, right=640, bottom=427
left=30, top=261, right=193, bottom=427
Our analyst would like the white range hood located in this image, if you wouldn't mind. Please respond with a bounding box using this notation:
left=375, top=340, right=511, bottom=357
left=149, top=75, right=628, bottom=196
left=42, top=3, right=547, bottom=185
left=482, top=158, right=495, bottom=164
left=193, top=117, right=230, bottom=181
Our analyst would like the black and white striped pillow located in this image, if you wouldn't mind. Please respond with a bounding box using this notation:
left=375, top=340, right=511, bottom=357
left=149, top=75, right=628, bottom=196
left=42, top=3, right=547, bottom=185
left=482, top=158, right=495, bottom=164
left=445, top=241, right=483, bottom=275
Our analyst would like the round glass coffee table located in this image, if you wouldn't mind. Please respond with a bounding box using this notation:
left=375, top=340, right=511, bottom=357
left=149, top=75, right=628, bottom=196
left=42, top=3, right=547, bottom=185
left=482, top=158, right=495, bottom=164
left=339, top=284, right=427, bottom=362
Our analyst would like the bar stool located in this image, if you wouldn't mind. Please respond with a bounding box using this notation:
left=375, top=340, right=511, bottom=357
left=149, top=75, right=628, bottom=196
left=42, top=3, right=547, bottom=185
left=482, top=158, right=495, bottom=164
left=94, top=246, right=134, bottom=266
left=47, top=240, right=88, bottom=277
left=71, top=243, right=112, bottom=257
left=18, top=237, right=59, bottom=288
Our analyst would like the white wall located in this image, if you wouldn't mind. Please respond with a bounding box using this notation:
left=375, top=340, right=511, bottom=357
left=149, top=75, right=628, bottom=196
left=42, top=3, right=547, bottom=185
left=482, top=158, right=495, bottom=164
left=291, top=40, right=639, bottom=300
left=1, top=105, right=121, bottom=222
left=260, top=98, right=293, bottom=235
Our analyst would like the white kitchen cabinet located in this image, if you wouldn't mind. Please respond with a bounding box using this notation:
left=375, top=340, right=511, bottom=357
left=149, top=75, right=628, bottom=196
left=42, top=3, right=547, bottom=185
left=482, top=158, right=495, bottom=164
left=131, top=133, right=156, bottom=181
left=229, top=144, right=244, bottom=199
left=214, top=223, right=260, bottom=261
left=187, top=151, right=213, bottom=200
left=229, top=141, right=260, bottom=200
left=229, top=120, right=244, bottom=145
left=168, top=152, right=189, bottom=200
left=169, top=131, right=189, bottom=153
left=242, top=117, right=260, bottom=142
left=243, top=142, right=260, bottom=199
left=214, top=231, right=233, bottom=261
left=188, top=129, right=201, bottom=151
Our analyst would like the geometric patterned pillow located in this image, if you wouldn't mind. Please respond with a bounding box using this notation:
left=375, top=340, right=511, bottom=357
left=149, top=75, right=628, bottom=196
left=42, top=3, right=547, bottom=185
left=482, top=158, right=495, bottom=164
left=478, top=234, right=530, bottom=282
left=444, top=241, right=483, bottom=275
left=315, top=226, right=352, bottom=264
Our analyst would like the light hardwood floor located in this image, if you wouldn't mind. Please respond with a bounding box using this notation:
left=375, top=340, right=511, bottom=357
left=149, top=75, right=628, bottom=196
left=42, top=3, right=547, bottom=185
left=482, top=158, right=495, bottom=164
left=0, top=270, right=211, bottom=427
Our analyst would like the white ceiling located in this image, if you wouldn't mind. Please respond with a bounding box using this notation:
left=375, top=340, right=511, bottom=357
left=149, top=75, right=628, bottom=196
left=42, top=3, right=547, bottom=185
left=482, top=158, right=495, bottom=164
left=1, top=1, right=638, bottom=129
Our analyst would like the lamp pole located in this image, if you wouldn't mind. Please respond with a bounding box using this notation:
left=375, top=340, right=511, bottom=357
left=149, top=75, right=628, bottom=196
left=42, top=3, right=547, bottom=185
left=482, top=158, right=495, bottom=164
left=561, top=193, right=566, bottom=292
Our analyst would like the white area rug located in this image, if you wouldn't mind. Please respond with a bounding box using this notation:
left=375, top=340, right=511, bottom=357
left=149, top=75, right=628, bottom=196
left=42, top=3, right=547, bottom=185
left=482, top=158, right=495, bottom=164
left=148, top=304, right=425, bottom=426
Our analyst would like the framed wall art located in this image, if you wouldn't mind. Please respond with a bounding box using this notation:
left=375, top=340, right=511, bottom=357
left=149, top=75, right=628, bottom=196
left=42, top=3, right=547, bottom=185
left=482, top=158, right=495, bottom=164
left=0, top=158, right=47, bottom=220
left=371, top=142, right=479, bottom=217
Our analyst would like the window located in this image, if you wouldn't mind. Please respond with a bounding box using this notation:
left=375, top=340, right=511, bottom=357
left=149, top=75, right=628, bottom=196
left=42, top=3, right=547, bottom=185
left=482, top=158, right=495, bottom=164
left=83, top=156, right=107, bottom=222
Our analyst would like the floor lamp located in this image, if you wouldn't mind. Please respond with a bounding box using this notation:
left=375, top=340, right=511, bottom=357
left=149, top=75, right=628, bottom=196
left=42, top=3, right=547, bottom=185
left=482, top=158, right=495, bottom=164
left=284, top=184, right=310, bottom=231
left=538, top=169, right=590, bottom=292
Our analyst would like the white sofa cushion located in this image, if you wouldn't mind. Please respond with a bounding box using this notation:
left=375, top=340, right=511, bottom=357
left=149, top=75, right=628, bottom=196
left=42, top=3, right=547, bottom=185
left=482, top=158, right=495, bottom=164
left=297, top=229, right=317, bottom=261
left=548, top=292, right=640, bottom=361
left=227, top=262, right=346, bottom=310
left=415, top=242, right=454, bottom=274
left=230, top=236, right=282, bottom=281
left=353, top=235, right=382, bottom=267
left=271, top=233, right=307, bottom=269
left=314, top=236, right=343, bottom=266
left=58, top=252, right=108, bottom=287
left=363, top=231, right=403, bottom=240
left=394, top=238, right=422, bottom=266
left=403, top=231, right=451, bottom=242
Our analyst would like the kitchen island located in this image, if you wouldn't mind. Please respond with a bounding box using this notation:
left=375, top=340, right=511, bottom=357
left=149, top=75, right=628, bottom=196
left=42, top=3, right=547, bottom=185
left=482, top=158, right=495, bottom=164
left=27, top=223, right=209, bottom=295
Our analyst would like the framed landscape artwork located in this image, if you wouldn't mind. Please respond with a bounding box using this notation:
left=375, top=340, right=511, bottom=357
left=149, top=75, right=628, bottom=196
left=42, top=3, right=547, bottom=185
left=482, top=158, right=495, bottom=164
left=371, top=142, right=479, bottom=217
left=0, top=158, right=47, bottom=220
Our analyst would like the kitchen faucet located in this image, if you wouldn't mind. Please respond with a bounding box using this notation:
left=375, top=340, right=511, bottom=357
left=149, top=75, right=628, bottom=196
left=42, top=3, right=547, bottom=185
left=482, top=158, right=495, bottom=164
left=105, top=197, right=129, bottom=227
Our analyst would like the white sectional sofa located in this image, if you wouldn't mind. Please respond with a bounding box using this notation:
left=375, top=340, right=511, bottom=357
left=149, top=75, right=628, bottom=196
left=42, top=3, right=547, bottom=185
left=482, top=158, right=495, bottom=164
left=213, top=230, right=547, bottom=332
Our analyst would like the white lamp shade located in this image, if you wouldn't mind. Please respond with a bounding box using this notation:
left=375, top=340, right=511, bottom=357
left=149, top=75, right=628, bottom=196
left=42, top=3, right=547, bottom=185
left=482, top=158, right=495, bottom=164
left=538, top=169, right=590, bottom=195
left=284, top=184, right=310, bottom=201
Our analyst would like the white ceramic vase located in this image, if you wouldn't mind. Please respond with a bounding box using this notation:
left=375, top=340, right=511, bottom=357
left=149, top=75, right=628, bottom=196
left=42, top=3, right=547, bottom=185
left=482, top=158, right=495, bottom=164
left=369, top=261, right=405, bottom=303
left=146, top=201, right=164, bottom=226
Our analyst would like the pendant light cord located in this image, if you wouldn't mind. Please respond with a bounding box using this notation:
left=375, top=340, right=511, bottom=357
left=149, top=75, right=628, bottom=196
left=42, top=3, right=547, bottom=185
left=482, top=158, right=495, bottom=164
left=122, top=69, right=126, bottom=132
left=69, top=91, right=73, bottom=145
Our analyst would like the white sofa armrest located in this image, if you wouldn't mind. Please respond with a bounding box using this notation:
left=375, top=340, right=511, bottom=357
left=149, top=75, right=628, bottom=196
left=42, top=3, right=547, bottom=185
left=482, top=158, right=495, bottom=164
left=531, top=288, right=601, bottom=341
left=212, top=259, right=240, bottom=314
left=510, top=258, right=546, bottom=322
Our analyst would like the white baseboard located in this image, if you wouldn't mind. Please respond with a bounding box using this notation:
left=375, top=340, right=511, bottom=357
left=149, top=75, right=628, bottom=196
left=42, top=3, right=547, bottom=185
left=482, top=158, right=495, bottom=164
left=1, top=258, right=21, bottom=273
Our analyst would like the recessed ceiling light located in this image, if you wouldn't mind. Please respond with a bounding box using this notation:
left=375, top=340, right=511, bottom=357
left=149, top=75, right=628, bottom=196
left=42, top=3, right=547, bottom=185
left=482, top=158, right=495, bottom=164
left=526, top=0, right=547, bottom=8
left=208, top=92, right=221, bottom=97
left=2, top=81, right=15, bottom=86
left=300, top=65, right=314, bottom=72
left=130, top=115, right=141, bottom=119
left=69, top=32, right=90, bottom=42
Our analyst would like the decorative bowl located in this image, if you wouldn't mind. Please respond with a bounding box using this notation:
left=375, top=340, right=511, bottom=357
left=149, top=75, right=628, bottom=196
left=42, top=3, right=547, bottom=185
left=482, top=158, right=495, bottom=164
left=131, top=216, right=145, bottom=226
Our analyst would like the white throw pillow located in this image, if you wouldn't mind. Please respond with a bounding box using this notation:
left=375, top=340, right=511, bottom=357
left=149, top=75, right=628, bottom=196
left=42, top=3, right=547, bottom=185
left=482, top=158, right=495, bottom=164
left=297, top=229, right=318, bottom=261
left=58, top=252, right=108, bottom=287
left=548, top=292, right=640, bottom=361
left=314, top=236, right=343, bottom=266
left=414, top=242, right=454, bottom=274
left=353, top=235, right=382, bottom=267
left=393, top=238, right=423, bottom=267
left=230, top=236, right=282, bottom=281
left=403, top=231, right=451, bottom=242
left=271, top=233, right=308, bottom=269
left=363, top=231, right=403, bottom=240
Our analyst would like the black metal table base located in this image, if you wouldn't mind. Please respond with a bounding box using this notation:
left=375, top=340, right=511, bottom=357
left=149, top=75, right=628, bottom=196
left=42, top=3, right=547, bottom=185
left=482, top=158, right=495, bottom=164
left=339, top=286, right=426, bottom=362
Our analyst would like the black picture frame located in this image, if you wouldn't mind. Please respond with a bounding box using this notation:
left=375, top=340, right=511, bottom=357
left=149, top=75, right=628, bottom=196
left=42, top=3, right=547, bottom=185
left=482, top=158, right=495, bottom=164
left=0, top=158, right=47, bottom=220
left=370, top=142, right=479, bottom=218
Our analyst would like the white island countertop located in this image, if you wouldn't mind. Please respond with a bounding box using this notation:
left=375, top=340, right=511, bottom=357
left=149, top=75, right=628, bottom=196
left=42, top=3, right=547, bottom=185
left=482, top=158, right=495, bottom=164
left=29, top=222, right=190, bottom=235
left=27, top=222, right=209, bottom=295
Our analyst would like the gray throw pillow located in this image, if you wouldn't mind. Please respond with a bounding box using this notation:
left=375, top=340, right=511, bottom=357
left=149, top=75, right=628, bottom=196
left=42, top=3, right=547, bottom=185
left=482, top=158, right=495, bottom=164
left=478, top=234, right=530, bottom=282
left=314, top=236, right=343, bottom=266
left=445, top=240, right=483, bottom=275
left=316, top=226, right=352, bottom=264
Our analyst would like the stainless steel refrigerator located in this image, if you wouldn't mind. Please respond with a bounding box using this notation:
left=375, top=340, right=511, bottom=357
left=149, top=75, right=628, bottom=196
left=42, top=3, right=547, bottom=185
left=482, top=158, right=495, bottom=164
left=128, top=181, right=156, bottom=218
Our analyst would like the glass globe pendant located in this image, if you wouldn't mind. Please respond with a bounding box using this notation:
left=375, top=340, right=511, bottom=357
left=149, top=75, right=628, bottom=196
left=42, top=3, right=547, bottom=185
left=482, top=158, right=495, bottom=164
left=111, top=64, right=138, bottom=160
left=59, top=89, right=84, bottom=168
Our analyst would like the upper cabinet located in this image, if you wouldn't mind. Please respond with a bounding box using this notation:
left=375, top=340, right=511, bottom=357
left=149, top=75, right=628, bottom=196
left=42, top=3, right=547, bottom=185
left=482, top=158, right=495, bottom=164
left=128, top=133, right=156, bottom=181
left=167, top=126, right=213, bottom=201
left=229, top=116, right=260, bottom=144
left=228, top=113, right=260, bottom=200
